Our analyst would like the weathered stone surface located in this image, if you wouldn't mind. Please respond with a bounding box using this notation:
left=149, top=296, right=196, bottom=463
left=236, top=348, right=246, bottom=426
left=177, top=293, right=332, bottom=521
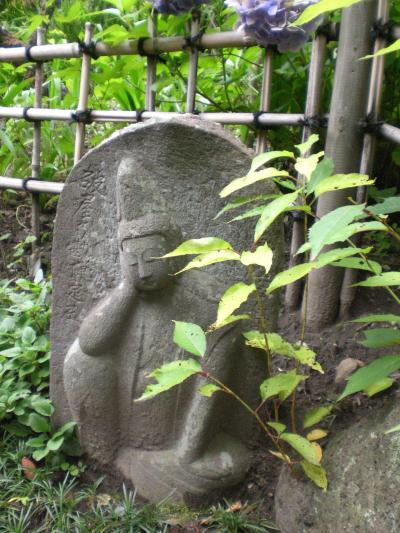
left=275, top=398, right=400, bottom=533
left=51, top=117, right=283, bottom=502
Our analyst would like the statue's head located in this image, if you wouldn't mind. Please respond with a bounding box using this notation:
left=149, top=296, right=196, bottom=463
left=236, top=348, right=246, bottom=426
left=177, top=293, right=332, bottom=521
left=118, top=214, right=182, bottom=292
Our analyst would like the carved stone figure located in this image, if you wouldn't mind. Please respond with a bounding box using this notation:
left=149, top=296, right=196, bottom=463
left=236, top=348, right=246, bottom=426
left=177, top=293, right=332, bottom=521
left=51, top=117, right=283, bottom=502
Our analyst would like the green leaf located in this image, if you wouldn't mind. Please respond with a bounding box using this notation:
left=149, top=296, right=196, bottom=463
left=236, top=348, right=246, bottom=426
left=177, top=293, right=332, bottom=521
left=301, top=461, right=328, bottom=491
left=351, top=314, right=400, bottom=324
left=241, top=244, right=273, bottom=273
left=250, top=150, right=294, bottom=172
left=33, top=448, right=50, bottom=461
left=303, top=405, right=334, bottom=429
left=220, top=168, right=289, bottom=198
left=26, top=435, right=47, bottom=448
left=363, top=39, right=400, bottom=60
left=384, top=424, right=400, bottom=435
left=295, top=152, right=324, bottom=180
left=315, top=247, right=367, bottom=268
left=280, top=432, right=321, bottom=465
left=173, top=321, right=206, bottom=357
left=215, top=283, right=256, bottom=328
left=293, top=0, right=364, bottom=26
left=295, top=134, right=319, bottom=156
left=367, top=196, right=400, bottom=216
left=30, top=398, right=54, bottom=417
left=22, top=326, right=36, bottom=345
left=314, top=174, right=374, bottom=198
left=332, top=257, right=382, bottom=274
left=244, top=331, right=322, bottom=372
left=163, top=238, right=233, bottom=258
left=229, top=205, right=266, bottom=222
left=353, top=272, right=400, bottom=287
left=47, top=436, right=65, bottom=451
left=359, top=328, right=400, bottom=348
left=137, top=359, right=202, bottom=401
left=210, top=314, right=250, bottom=331
left=198, top=384, right=221, bottom=397
left=307, top=158, right=334, bottom=196
left=26, top=413, right=51, bottom=433
left=260, top=371, right=307, bottom=402
left=338, top=355, right=400, bottom=400
left=304, top=204, right=367, bottom=259
left=254, top=191, right=299, bottom=242
left=175, top=250, right=240, bottom=274
left=267, top=422, right=286, bottom=434
left=267, top=263, right=316, bottom=294
left=364, top=377, right=394, bottom=397
left=214, top=194, right=277, bottom=219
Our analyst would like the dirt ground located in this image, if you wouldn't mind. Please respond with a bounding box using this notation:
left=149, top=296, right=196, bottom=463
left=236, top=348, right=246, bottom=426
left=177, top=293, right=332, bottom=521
left=1, top=192, right=400, bottom=526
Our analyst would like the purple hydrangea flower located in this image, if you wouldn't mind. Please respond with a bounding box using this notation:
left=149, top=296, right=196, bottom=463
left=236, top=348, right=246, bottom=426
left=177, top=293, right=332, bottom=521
left=151, top=0, right=209, bottom=15
left=225, top=0, right=321, bottom=52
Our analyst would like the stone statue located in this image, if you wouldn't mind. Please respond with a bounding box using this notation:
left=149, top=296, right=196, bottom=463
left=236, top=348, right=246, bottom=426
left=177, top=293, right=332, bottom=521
left=64, top=208, right=255, bottom=502
left=51, top=118, right=282, bottom=503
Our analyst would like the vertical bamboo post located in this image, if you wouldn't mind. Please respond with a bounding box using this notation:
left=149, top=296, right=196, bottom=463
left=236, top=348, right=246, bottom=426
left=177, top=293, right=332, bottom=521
left=255, top=48, right=273, bottom=155
left=146, top=12, right=157, bottom=111
left=285, top=33, right=327, bottom=309
left=339, top=0, right=389, bottom=317
left=30, top=27, right=45, bottom=274
left=185, top=10, right=201, bottom=113
left=305, top=0, right=376, bottom=329
left=73, top=23, right=93, bottom=165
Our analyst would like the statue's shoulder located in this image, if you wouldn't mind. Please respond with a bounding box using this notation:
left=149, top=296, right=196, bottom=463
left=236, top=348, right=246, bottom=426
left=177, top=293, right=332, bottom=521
left=176, top=270, right=221, bottom=304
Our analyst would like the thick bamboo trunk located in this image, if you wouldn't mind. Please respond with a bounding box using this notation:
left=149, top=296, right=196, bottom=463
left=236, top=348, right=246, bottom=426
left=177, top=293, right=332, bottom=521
left=305, top=0, right=375, bottom=330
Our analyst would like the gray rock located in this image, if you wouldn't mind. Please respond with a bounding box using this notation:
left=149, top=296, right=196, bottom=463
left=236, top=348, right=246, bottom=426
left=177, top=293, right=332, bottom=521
left=275, top=398, right=400, bottom=533
left=51, top=117, right=283, bottom=502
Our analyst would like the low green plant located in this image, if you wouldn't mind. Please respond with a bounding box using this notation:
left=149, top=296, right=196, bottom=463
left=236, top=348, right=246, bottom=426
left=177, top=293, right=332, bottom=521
left=0, top=272, right=82, bottom=475
left=137, top=134, right=400, bottom=490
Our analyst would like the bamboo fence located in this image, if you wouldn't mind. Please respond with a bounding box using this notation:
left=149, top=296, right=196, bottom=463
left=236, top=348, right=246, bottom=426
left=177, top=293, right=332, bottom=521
left=0, top=3, right=399, bottom=313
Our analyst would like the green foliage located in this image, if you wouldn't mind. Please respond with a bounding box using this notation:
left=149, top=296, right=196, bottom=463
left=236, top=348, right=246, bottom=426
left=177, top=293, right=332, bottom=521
left=0, top=275, right=81, bottom=474
left=338, top=356, right=400, bottom=400
left=172, top=321, right=207, bottom=357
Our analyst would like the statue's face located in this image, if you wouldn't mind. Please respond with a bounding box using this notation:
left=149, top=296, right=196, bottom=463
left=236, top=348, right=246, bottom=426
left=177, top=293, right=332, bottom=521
left=120, top=234, right=171, bottom=291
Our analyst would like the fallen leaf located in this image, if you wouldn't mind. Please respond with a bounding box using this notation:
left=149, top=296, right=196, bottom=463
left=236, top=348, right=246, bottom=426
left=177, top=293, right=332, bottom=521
left=21, top=457, right=36, bottom=480
left=226, top=501, right=242, bottom=513
left=96, top=493, right=112, bottom=506
left=335, top=358, right=364, bottom=390
left=307, top=429, right=328, bottom=441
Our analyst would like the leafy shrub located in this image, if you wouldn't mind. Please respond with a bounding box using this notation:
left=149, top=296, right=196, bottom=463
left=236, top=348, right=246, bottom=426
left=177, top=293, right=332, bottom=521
left=0, top=272, right=82, bottom=473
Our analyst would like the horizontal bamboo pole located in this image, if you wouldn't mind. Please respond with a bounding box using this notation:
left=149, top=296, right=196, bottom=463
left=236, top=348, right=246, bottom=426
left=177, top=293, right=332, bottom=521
left=0, top=106, right=306, bottom=126
left=378, top=123, right=400, bottom=144
left=0, top=25, right=339, bottom=64
left=0, top=176, right=63, bottom=194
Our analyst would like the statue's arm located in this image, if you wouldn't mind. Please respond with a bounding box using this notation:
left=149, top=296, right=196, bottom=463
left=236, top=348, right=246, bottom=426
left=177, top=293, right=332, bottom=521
left=78, top=282, right=136, bottom=356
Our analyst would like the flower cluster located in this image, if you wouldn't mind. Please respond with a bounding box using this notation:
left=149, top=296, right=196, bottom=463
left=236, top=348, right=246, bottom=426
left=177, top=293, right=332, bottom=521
left=150, top=0, right=209, bottom=15
left=225, top=0, right=320, bottom=52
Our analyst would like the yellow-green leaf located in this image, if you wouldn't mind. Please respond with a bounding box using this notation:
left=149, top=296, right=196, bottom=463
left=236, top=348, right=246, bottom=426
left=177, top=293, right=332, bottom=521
left=215, top=282, right=256, bottom=328
left=175, top=250, right=240, bottom=274
left=198, top=384, right=221, bottom=397
left=364, top=377, right=394, bottom=397
left=306, top=429, right=328, bottom=441
left=220, top=168, right=289, bottom=198
left=254, top=191, right=299, bottom=242
left=301, top=461, right=328, bottom=491
left=295, top=152, right=324, bottom=180
left=260, top=371, right=307, bottom=402
left=250, top=150, right=295, bottom=172
left=314, top=173, right=374, bottom=198
left=163, top=237, right=233, bottom=258
left=173, top=321, right=206, bottom=357
left=303, top=405, right=334, bottom=429
left=267, top=263, right=316, bottom=294
left=295, top=134, right=319, bottom=156
left=281, top=433, right=321, bottom=465
left=241, top=244, right=273, bottom=273
left=136, top=359, right=201, bottom=401
left=293, top=0, right=364, bottom=26
left=363, top=39, right=400, bottom=60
